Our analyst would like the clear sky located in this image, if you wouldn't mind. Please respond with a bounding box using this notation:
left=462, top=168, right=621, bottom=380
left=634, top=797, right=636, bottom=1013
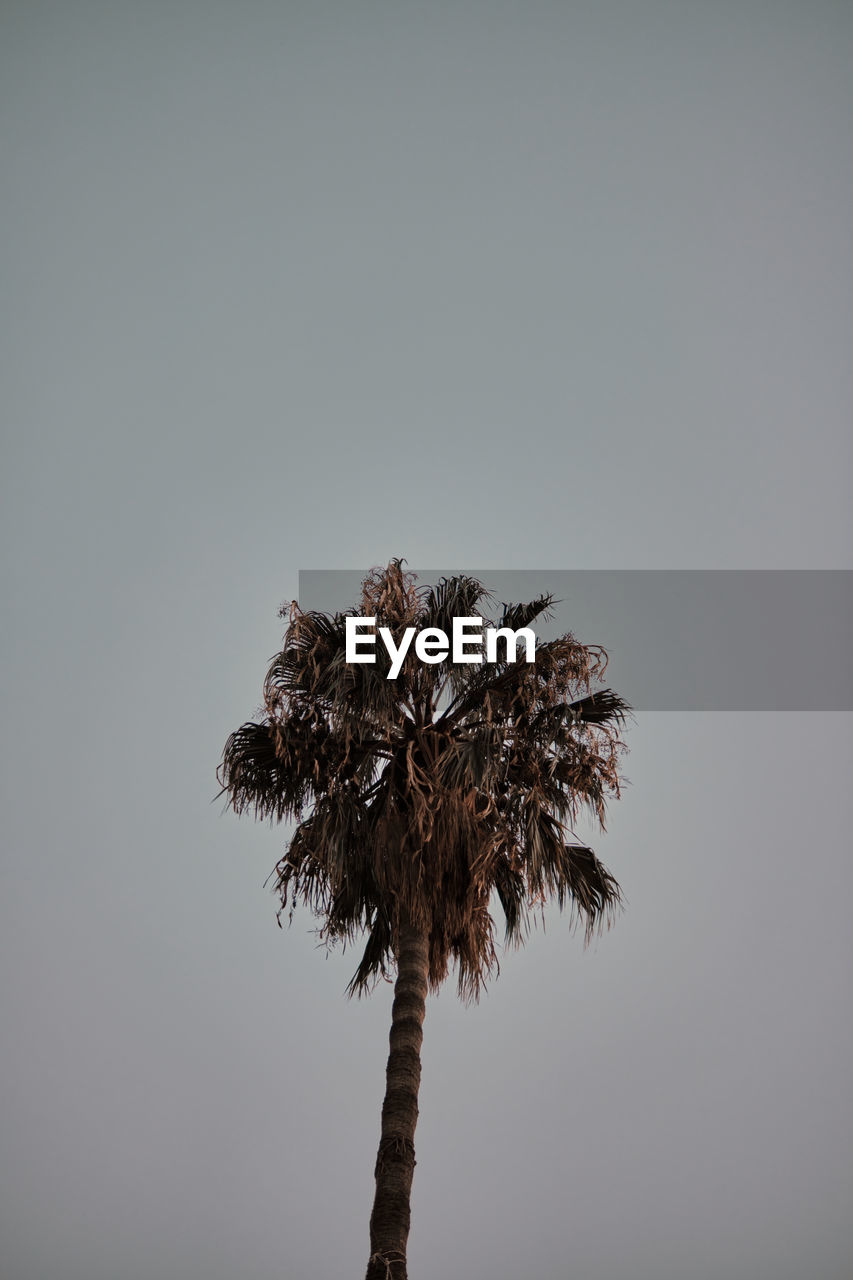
left=2, top=3, right=851, bottom=1278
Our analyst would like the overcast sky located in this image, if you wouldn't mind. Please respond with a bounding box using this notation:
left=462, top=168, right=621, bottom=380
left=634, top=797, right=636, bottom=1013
left=2, top=3, right=851, bottom=1278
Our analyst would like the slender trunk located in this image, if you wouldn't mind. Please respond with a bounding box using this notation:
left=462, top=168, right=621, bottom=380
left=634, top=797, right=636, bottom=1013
left=364, top=923, right=429, bottom=1280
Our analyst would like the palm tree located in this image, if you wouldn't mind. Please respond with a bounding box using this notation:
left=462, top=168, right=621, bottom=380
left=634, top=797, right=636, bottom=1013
left=218, top=561, right=630, bottom=1280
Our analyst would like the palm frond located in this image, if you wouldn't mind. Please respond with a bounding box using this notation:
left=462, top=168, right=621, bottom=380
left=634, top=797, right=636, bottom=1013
left=498, top=593, right=556, bottom=631
left=418, top=574, right=493, bottom=636
left=217, top=720, right=298, bottom=820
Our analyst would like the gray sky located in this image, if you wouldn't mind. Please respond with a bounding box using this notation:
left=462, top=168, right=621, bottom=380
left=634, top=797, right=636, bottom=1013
left=2, top=3, right=851, bottom=1278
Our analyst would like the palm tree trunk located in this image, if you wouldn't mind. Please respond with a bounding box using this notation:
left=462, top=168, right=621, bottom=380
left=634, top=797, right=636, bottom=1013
left=364, top=923, right=429, bottom=1280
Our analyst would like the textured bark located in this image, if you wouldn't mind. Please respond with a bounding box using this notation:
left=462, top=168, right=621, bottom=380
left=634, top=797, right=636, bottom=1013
left=364, top=924, right=429, bottom=1280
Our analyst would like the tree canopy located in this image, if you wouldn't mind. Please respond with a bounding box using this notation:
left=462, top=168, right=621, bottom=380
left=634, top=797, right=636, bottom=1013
left=218, top=562, right=630, bottom=999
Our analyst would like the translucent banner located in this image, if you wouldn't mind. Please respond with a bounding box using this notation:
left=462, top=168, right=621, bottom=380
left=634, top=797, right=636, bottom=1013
left=297, top=570, right=852, bottom=711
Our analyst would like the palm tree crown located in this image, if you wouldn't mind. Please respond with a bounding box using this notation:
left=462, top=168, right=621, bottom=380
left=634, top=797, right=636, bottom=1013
left=219, top=561, right=629, bottom=993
